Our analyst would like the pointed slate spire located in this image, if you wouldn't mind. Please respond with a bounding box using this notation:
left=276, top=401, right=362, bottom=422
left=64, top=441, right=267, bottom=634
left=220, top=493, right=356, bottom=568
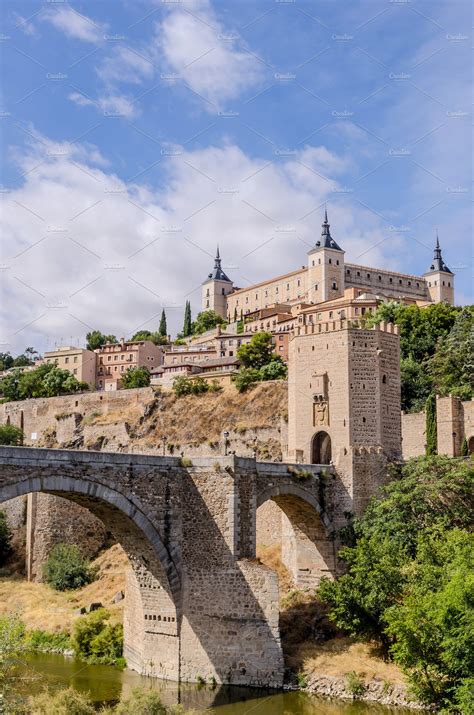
left=428, top=232, right=452, bottom=274
left=315, top=208, right=343, bottom=251
left=206, top=246, right=232, bottom=282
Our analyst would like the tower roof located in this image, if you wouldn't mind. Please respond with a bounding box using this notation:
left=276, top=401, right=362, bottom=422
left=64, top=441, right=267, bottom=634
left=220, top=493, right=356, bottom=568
left=426, top=233, right=452, bottom=274
left=206, top=246, right=232, bottom=282
left=313, top=209, right=343, bottom=251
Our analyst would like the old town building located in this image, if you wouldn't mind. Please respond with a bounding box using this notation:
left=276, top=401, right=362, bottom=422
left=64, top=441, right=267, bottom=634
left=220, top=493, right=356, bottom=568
left=96, top=339, right=164, bottom=391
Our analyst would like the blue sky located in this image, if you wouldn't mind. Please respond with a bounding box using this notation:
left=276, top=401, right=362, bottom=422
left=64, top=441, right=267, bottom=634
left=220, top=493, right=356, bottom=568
left=1, top=0, right=471, bottom=353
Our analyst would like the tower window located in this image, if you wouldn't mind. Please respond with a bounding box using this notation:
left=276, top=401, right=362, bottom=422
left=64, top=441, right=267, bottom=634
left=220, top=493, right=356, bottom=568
left=347, top=269, right=351, bottom=274
left=329, top=258, right=332, bottom=264
left=222, top=288, right=225, bottom=295
left=389, top=277, right=393, bottom=283
left=332, top=282, right=337, bottom=290
left=399, top=279, right=402, bottom=285
left=378, top=275, right=382, bottom=281
left=366, top=273, right=370, bottom=279
left=336, top=259, right=339, bottom=265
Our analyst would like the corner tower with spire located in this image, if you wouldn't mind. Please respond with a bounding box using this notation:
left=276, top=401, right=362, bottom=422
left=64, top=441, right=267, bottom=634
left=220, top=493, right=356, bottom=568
left=201, top=246, right=234, bottom=319
left=423, top=233, right=454, bottom=304
left=307, top=209, right=345, bottom=303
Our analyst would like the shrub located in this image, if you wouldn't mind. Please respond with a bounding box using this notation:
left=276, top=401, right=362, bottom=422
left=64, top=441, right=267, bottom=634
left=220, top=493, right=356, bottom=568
left=121, top=366, right=150, bottom=389
left=180, top=457, right=193, bottom=468
left=232, top=367, right=260, bottom=393
left=0, top=424, right=23, bottom=445
left=346, top=671, right=365, bottom=698
left=72, top=608, right=123, bottom=665
left=28, top=687, right=96, bottom=715
left=259, top=358, right=287, bottom=381
left=43, top=544, right=97, bottom=591
left=25, top=629, right=71, bottom=653
left=0, top=510, right=12, bottom=565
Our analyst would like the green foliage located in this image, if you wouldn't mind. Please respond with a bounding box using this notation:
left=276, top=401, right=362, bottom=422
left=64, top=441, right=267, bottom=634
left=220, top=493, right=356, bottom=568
left=318, top=456, right=474, bottom=710
left=172, top=375, right=220, bottom=397
left=426, top=392, right=437, bottom=456
left=183, top=300, right=193, bottom=338
left=0, top=352, right=14, bottom=371
left=385, top=529, right=474, bottom=708
left=232, top=333, right=287, bottom=391
left=130, top=330, right=168, bottom=345
left=0, top=613, right=26, bottom=689
left=29, top=687, right=97, bottom=715
left=192, top=309, right=226, bottom=335
left=121, top=366, right=150, bottom=389
left=236, top=319, right=244, bottom=334
left=43, top=544, right=97, bottom=591
left=460, top=437, right=468, bottom=457
left=429, top=306, right=474, bottom=401
left=232, top=367, right=260, bottom=393
left=25, top=629, right=71, bottom=653
left=401, top=355, right=432, bottom=412
left=0, top=510, right=12, bottom=565
left=86, top=330, right=116, bottom=351
left=367, top=302, right=467, bottom=411
left=237, top=332, right=275, bottom=369
left=0, top=424, right=23, bottom=445
left=159, top=309, right=167, bottom=337
left=0, top=364, right=88, bottom=402
left=72, top=608, right=123, bottom=665
left=295, top=671, right=308, bottom=688
left=346, top=671, right=366, bottom=698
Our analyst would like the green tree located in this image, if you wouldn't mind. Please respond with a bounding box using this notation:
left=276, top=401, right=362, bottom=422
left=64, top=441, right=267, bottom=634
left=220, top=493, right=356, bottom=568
left=12, top=354, right=32, bottom=367
left=183, top=300, right=193, bottom=338
left=401, top=355, right=433, bottom=412
left=385, top=529, right=474, bottom=708
left=121, top=366, right=150, bottom=389
left=0, top=613, right=26, bottom=697
left=318, top=456, right=474, bottom=710
left=0, top=424, right=23, bottom=446
left=72, top=608, right=123, bottom=665
left=259, top=358, right=288, bottom=381
left=43, top=543, right=97, bottom=591
left=237, top=332, right=275, bottom=369
left=0, top=364, right=88, bottom=402
left=131, top=330, right=168, bottom=346
left=192, top=309, right=226, bottom=335
left=85, top=330, right=116, bottom=351
left=159, top=309, right=167, bottom=337
left=0, top=353, right=14, bottom=371
left=233, top=367, right=260, bottom=393
left=429, top=306, right=474, bottom=401
left=426, top=392, right=437, bottom=456
left=0, top=511, right=12, bottom=565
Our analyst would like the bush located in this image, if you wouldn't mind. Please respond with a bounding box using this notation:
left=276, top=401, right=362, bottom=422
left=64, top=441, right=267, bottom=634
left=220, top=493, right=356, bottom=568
left=346, top=671, right=365, bottom=698
left=114, top=688, right=171, bottom=714
left=0, top=510, right=12, bottom=565
left=72, top=608, right=123, bottom=665
left=43, top=544, right=97, bottom=591
left=232, top=367, right=260, bottom=393
left=0, top=424, right=23, bottom=445
left=28, top=687, right=96, bottom=715
left=121, top=366, right=150, bottom=389
left=25, top=629, right=71, bottom=653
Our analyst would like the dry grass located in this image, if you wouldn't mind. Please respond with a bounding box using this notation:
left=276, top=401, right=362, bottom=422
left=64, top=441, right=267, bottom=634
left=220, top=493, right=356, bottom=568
left=256, top=543, right=293, bottom=596
left=294, top=636, right=405, bottom=684
left=137, top=380, right=287, bottom=447
left=0, top=544, right=129, bottom=632
left=83, top=406, right=143, bottom=427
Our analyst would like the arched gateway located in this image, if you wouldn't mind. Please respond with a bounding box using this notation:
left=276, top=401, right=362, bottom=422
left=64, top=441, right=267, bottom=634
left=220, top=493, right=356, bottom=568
left=0, top=446, right=335, bottom=688
left=311, top=431, right=332, bottom=464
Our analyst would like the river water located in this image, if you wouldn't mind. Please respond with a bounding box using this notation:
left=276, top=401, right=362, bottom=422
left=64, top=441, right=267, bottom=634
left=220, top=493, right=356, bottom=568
left=16, top=653, right=413, bottom=714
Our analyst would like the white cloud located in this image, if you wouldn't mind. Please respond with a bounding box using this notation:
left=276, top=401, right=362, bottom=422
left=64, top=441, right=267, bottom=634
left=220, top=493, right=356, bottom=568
left=97, top=47, right=155, bottom=86
left=69, top=91, right=138, bottom=119
left=42, top=6, right=105, bottom=44
left=1, top=131, right=402, bottom=354
left=154, top=4, right=263, bottom=109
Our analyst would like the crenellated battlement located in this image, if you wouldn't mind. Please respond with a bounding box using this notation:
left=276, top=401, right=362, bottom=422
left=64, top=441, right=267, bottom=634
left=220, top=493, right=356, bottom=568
left=293, top=319, right=399, bottom=337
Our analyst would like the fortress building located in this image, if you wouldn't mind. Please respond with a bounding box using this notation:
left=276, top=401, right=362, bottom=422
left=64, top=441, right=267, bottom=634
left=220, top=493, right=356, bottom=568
left=201, top=212, right=455, bottom=320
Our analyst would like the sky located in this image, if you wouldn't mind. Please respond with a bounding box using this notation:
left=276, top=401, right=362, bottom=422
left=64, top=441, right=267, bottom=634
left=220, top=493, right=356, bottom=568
left=0, top=0, right=472, bottom=354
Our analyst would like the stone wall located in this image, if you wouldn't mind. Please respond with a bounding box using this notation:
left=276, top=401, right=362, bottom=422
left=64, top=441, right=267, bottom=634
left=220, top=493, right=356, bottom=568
left=400, top=396, right=474, bottom=459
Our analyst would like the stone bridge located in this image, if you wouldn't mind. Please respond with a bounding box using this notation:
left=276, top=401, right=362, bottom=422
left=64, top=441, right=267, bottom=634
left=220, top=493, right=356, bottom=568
left=0, top=446, right=336, bottom=688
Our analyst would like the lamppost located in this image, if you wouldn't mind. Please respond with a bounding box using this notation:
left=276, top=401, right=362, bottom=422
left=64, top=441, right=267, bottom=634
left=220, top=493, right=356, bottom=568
left=162, top=436, right=167, bottom=456
left=223, top=430, right=230, bottom=456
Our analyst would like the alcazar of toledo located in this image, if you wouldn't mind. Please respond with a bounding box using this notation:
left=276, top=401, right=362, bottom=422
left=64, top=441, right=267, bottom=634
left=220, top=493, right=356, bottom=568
left=202, top=210, right=454, bottom=323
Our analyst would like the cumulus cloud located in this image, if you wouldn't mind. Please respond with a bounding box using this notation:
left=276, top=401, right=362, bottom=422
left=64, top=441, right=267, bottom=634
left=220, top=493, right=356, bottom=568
left=1, top=130, right=401, bottom=354
left=42, top=6, right=105, bottom=44
left=154, top=2, right=263, bottom=109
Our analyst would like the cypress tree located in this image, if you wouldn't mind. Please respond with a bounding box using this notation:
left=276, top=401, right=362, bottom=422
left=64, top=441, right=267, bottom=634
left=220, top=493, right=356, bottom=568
left=425, top=392, right=437, bottom=456
left=183, top=301, right=192, bottom=337
left=159, top=309, right=167, bottom=337
left=460, top=437, right=468, bottom=457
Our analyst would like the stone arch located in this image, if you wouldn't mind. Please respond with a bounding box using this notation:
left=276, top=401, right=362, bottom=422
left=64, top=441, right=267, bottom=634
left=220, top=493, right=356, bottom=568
left=311, top=430, right=332, bottom=464
left=468, top=435, right=474, bottom=455
left=0, top=475, right=182, bottom=680
left=256, top=483, right=335, bottom=588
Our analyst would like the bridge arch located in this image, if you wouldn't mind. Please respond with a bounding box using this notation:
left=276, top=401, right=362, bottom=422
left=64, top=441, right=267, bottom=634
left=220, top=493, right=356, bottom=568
left=256, top=481, right=335, bottom=588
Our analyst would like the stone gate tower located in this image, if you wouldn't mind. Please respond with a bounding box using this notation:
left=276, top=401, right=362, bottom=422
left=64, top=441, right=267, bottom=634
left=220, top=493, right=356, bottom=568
left=287, top=319, right=401, bottom=527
